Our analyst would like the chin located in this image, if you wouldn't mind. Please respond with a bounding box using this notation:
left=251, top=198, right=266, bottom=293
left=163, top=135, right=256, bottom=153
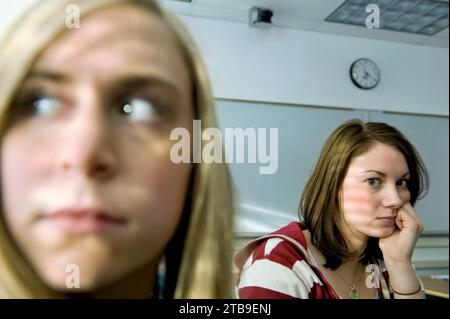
left=40, top=268, right=108, bottom=293
left=34, top=256, right=119, bottom=294
left=369, top=226, right=396, bottom=238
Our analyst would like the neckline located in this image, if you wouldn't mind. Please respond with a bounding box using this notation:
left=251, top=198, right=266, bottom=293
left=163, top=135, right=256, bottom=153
left=306, top=247, right=382, bottom=299
left=298, top=230, right=342, bottom=299
left=305, top=247, right=343, bottom=299
left=300, top=229, right=373, bottom=299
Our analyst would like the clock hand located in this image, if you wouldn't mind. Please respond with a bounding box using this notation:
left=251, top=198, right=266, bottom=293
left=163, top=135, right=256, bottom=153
left=367, top=73, right=376, bottom=81
left=363, top=67, right=376, bottom=82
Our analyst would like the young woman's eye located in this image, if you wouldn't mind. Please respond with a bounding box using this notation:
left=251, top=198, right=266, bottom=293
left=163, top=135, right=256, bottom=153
left=119, top=98, right=161, bottom=122
left=396, top=179, right=409, bottom=188
left=32, top=96, right=61, bottom=117
left=17, top=93, right=62, bottom=118
left=365, top=178, right=381, bottom=187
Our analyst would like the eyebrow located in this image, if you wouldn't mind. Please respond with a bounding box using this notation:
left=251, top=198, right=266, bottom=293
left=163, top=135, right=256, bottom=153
left=360, top=170, right=410, bottom=178
left=24, top=70, right=182, bottom=97
left=109, top=76, right=182, bottom=98
left=26, top=70, right=72, bottom=83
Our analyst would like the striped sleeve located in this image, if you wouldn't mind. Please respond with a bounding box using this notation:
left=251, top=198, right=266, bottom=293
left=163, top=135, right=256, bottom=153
left=236, top=237, right=323, bottom=299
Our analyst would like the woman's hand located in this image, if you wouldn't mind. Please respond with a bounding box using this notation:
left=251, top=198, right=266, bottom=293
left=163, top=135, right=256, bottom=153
left=378, top=202, right=425, bottom=298
left=378, top=202, right=424, bottom=263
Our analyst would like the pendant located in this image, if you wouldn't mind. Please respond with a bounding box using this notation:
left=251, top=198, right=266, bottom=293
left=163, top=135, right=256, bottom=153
left=349, top=285, right=359, bottom=299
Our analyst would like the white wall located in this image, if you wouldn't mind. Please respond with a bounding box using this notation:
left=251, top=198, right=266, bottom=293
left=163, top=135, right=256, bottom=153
left=178, top=15, right=449, bottom=117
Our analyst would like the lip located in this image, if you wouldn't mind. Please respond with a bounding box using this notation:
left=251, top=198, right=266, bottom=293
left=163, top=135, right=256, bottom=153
left=39, top=208, right=126, bottom=234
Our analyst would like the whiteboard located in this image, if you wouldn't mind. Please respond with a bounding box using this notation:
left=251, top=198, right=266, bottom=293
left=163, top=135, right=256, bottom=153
left=214, top=99, right=449, bottom=235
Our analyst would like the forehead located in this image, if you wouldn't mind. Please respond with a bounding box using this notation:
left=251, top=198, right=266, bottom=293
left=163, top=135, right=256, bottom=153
left=349, top=143, right=408, bottom=172
left=32, top=3, right=188, bottom=83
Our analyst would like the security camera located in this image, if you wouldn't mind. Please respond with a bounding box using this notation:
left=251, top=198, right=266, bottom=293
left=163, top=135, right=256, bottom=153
left=249, top=7, right=273, bottom=28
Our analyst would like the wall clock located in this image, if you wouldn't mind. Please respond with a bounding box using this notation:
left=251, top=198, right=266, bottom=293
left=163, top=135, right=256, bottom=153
left=350, top=58, right=380, bottom=90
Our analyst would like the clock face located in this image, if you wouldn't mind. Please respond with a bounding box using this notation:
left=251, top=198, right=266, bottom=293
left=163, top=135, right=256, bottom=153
left=350, top=58, right=380, bottom=89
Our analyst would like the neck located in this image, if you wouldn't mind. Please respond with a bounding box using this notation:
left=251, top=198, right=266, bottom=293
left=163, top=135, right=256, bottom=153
left=347, top=238, right=367, bottom=258
left=338, top=228, right=368, bottom=283
left=340, top=224, right=369, bottom=258
left=338, top=259, right=364, bottom=277
left=303, top=230, right=365, bottom=287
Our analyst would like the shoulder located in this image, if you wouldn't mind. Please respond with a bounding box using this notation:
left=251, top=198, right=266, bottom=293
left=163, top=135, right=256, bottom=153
left=235, top=222, right=323, bottom=299
left=235, top=222, right=308, bottom=272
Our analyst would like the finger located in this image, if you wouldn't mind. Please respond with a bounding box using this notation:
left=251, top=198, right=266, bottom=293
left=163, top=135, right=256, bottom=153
left=401, top=202, right=424, bottom=229
left=398, top=202, right=417, bottom=222
left=401, top=202, right=414, bottom=213
left=397, top=204, right=424, bottom=233
left=395, top=211, right=404, bottom=230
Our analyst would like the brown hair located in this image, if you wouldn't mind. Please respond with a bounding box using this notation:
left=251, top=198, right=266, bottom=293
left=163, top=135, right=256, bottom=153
left=299, top=119, right=428, bottom=270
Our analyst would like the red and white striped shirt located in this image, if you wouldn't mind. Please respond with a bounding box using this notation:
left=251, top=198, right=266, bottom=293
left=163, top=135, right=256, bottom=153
left=235, top=222, right=393, bottom=299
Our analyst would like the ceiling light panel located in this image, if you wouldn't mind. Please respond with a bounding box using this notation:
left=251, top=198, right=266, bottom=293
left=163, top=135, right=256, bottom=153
left=326, top=0, right=449, bottom=35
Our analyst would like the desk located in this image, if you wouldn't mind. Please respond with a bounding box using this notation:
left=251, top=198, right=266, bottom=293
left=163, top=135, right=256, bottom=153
left=421, top=276, right=449, bottom=299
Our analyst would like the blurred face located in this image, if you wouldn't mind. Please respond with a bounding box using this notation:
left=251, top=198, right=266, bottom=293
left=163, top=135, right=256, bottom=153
left=1, top=4, right=193, bottom=294
left=340, top=143, right=411, bottom=241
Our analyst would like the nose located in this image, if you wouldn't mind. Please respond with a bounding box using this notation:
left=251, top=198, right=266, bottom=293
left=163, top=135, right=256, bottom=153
left=57, top=93, right=117, bottom=180
left=381, top=184, right=404, bottom=209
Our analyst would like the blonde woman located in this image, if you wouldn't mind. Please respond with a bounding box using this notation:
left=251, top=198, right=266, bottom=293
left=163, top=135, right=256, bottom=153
left=0, top=0, right=233, bottom=298
left=236, top=119, right=428, bottom=299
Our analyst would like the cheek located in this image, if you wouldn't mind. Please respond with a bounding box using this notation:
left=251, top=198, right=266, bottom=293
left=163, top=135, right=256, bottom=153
left=402, top=190, right=411, bottom=203
left=1, top=132, right=52, bottom=227
left=129, top=159, right=190, bottom=224
left=341, top=188, right=379, bottom=222
left=117, top=140, right=191, bottom=246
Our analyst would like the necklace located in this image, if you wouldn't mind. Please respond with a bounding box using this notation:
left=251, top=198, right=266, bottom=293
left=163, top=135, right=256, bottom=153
left=335, top=264, right=365, bottom=299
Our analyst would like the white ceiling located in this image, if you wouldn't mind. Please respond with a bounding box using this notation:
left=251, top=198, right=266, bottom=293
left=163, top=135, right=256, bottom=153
left=162, top=0, right=449, bottom=48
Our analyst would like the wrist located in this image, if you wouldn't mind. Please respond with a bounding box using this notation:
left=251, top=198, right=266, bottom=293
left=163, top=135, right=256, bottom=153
left=383, top=261, right=425, bottom=299
left=392, top=285, right=423, bottom=296
left=383, top=258, right=414, bottom=270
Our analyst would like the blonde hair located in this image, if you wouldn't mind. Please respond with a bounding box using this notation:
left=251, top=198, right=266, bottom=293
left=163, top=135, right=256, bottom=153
left=0, top=0, right=233, bottom=298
